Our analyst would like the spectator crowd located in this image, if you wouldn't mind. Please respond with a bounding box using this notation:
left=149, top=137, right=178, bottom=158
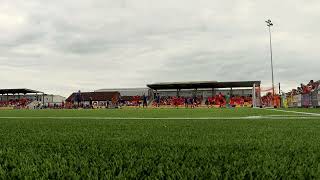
left=152, top=93, right=253, bottom=108
left=286, top=80, right=319, bottom=97
left=0, top=98, right=31, bottom=109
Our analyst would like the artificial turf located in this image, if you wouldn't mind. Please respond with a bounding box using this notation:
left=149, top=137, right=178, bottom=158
left=0, top=107, right=307, bottom=117
left=0, top=108, right=320, bottom=179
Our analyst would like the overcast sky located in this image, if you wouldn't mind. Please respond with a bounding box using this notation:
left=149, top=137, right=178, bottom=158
left=0, top=0, right=319, bottom=96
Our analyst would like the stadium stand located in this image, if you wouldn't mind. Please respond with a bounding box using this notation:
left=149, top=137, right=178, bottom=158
left=0, top=89, right=43, bottom=109
left=93, top=81, right=261, bottom=108
left=0, top=89, right=66, bottom=109
left=147, top=81, right=260, bottom=108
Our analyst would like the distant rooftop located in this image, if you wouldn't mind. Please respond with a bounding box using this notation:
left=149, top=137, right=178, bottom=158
left=66, top=91, right=120, bottom=102
left=0, top=88, right=43, bottom=95
left=95, top=88, right=149, bottom=92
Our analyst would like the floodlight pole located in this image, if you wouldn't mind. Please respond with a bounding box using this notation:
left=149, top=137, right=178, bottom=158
left=266, top=19, right=275, bottom=106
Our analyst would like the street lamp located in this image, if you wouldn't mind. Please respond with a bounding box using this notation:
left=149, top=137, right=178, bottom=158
left=266, top=19, right=275, bottom=106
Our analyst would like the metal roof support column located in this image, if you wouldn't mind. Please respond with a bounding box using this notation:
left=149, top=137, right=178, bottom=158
left=148, top=89, right=153, bottom=101
left=252, top=83, right=256, bottom=108
left=42, top=93, right=45, bottom=107
left=258, top=86, right=262, bottom=107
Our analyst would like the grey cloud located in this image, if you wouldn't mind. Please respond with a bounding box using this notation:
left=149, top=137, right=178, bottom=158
left=0, top=0, right=319, bottom=96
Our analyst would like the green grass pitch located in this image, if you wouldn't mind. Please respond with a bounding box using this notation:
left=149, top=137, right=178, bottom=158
left=0, top=108, right=320, bottom=179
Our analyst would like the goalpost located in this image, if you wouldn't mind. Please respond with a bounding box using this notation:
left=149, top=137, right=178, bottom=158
left=252, top=83, right=263, bottom=108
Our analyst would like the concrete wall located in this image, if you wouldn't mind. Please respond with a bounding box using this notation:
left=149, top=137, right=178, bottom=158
left=43, top=95, right=66, bottom=105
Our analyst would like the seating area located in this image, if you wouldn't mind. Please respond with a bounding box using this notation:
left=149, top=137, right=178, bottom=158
left=151, top=95, right=253, bottom=107
left=230, top=96, right=252, bottom=107
left=152, top=96, right=203, bottom=107
left=207, top=95, right=252, bottom=107
left=0, top=98, right=31, bottom=108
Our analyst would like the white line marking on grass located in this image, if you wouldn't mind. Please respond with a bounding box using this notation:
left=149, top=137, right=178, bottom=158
left=264, top=108, right=320, bottom=116
left=266, top=115, right=317, bottom=117
left=0, top=116, right=319, bottom=120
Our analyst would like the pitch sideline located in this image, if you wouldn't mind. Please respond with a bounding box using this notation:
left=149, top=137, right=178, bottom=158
left=0, top=115, right=319, bottom=120
left=264, top=108, right=320, bottom=116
